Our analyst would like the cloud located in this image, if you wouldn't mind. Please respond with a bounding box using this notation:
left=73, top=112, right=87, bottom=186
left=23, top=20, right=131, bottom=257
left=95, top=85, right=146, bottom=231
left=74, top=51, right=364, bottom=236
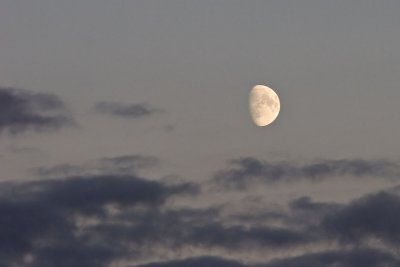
left=183, top=223, right=309, bottom=250
left=322, top=191, right=400, bottom=246
left=0, top=87, right=74, bottom=134
left=213, top=157, right=400, bottom=189
left=275, top=191, right=400, bottom=251
left=0, top=171, right=310, bottom=266
left=34, top=154, right=159, bottom=178
left=79, top=206, right=309, bottom=259
left=95, top=101, right=160, bottom=119
left=289, top=196, right=340, bottom=213
left=0, top=175, right=198, bottom=267
left=101, top=154, right=159, bottom=172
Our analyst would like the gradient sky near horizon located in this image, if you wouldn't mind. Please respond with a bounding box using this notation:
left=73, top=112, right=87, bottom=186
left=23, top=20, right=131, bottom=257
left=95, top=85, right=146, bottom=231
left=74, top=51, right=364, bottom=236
left=1, top=1, right=400, bottom=267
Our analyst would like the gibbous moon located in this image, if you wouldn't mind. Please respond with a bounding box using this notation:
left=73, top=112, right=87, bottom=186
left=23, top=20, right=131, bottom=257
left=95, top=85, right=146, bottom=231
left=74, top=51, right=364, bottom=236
left=249, top=85, right=280, bottom=127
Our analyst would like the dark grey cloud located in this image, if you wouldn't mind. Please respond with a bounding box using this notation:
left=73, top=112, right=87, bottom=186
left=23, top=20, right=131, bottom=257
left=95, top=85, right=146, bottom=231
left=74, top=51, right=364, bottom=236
left=81, top=206, right=309, bottom=259
left=213, top=157, right=400, bottom=189
left=0, top=170, right=310, bottom=266
left=289, top=196, right=343, bottom=218
left=229, top=210, right=289, bottom=225
left=0, top=175, right=197, bottom=267
left=95, top=101, right=160, bottom=118
left=285, top=196, right=343, bottom=227
left=323, top=191, right=400, bottom=246
left=285, top=191, right=400, bottom=250
left=29, top=243, right=117, bottom=267
left=0, top=87, right=74, bottom=134
left=34, top=154, right=159, bottom=178
left=184, top=223, right=309, bottom=250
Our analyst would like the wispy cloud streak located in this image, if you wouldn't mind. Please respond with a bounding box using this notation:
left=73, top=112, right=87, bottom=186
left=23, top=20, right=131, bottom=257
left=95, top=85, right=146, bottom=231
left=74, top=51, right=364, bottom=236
left=213, top=157, right=400, bottom=189
left=95, top=101, right=161, bottom=119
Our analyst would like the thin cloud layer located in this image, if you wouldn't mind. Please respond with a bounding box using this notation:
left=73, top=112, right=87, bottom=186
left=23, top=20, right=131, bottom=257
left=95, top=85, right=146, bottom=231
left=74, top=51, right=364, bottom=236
left=132, top=257, right=246, bottom=267
left=213, top=157, right=400, bottom=189
left=263, top=248, right=400, bottom=267
left=95, top=101, right=160, bottom=119
left=132, top=249, right=400, bottom=267
left=0, top=87, right=74, bottom=134
left=34, top=154, right=159, bottom=178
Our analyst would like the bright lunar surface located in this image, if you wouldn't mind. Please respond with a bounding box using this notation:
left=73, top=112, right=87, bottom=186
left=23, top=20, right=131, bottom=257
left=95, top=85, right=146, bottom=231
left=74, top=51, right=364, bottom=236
left=249, top=85, right=280, bottom=127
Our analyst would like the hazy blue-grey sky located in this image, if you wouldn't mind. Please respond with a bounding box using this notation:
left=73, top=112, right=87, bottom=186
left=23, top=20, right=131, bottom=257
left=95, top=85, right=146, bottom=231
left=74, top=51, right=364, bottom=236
left=1, top=1, right=400, bottom=266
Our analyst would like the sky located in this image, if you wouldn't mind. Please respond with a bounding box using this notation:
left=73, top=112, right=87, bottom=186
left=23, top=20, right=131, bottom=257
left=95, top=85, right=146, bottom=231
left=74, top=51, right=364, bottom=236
left=1, top=1, right=400, bottom=266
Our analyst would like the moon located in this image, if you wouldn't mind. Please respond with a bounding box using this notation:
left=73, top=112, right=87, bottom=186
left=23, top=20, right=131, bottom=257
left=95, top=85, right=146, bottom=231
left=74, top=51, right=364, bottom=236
left=249, top=85, right=280, bottom=127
